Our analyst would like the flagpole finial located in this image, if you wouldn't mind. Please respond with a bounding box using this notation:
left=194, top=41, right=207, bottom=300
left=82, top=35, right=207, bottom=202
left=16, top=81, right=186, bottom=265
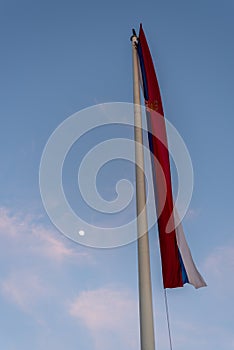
left=130, top=28, right=138, bottom=43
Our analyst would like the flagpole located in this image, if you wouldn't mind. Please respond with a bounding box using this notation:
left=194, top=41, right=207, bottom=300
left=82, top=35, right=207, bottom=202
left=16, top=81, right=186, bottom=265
left=131, top=30, right=156, bottom=350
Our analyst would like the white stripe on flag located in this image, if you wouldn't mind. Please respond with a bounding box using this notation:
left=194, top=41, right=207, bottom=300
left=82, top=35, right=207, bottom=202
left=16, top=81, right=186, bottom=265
left=174, top=208, right=207, bottom=289
left=175, top=222, right=207, bottom=288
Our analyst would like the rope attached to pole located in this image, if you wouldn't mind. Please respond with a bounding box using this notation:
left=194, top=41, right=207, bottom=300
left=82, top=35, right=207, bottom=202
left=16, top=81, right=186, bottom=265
left=164, top=289, right=173, bottom=350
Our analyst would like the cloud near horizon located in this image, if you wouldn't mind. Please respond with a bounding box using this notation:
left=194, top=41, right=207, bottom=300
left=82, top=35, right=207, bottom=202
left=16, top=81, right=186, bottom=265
left=0, top=206, right=94, bottom=316
left=69, top=286, right=139, bottom=350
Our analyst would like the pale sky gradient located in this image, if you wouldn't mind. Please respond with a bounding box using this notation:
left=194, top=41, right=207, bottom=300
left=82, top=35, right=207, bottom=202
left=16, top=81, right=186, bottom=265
left=1, top=0, right=234, bottom=349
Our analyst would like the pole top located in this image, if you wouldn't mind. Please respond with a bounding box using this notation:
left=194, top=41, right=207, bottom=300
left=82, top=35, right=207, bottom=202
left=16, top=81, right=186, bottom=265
left=130, top=28, right=138, bottom=43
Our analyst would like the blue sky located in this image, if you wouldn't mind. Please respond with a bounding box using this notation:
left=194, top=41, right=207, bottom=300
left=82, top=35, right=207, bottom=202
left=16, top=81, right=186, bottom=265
left=1, top=0, right=234, bottom=349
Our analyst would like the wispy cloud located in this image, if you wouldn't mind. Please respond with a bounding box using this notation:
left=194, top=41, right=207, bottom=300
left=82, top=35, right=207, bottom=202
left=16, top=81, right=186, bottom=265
left=69, top=286, right=139, bottom=350
left=1, top=270, right=49, bottom=313
left=0, top=206, right=95, bottom=324
left=0, top=207, right=92, bottom=263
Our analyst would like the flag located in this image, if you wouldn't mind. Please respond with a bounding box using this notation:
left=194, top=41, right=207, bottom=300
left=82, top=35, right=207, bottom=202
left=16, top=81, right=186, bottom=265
left=137, top=24, right=206, bottom=289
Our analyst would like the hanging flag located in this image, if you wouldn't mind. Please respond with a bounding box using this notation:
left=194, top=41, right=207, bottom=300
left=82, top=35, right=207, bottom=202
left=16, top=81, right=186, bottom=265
left=137, top=24, right=206, bottom=289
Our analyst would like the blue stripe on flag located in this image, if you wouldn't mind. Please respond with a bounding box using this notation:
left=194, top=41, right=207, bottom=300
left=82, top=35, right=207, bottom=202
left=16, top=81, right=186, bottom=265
left=178, top=250, right=189, bottom=284
left=137, top=42, right=149, bottom=100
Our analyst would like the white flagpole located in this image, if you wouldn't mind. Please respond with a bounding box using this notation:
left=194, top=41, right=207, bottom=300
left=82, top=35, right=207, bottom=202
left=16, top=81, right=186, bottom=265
left=131, top=30, right=156, bottom=350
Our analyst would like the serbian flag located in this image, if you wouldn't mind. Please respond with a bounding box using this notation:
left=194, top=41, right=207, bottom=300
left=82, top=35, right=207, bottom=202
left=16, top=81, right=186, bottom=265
left=137, top=24, right=206, bottom=289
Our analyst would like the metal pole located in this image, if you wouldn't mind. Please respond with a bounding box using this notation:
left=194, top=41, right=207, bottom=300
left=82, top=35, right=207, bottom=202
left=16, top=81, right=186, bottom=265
left=131, top=31, right=156, bottom=350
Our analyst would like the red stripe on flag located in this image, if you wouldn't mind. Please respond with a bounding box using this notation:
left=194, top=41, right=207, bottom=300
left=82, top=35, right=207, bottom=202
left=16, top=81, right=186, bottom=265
left=139, top=24, right=183, bottom=288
